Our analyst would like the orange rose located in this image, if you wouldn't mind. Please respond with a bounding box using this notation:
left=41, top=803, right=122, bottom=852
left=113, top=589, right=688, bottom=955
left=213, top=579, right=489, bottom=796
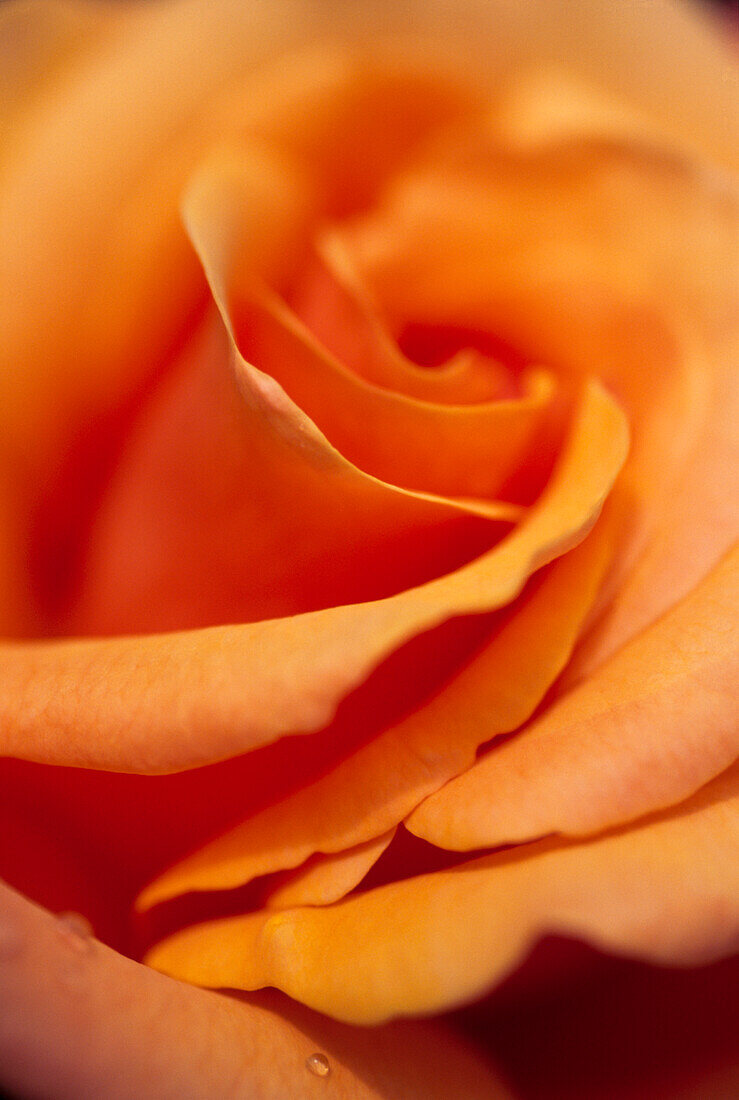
left=1, top=0, right=737, bottom=1095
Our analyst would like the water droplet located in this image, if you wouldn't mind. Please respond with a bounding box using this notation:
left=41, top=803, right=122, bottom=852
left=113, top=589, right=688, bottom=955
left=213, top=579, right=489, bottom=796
left=57, top=911, right=94, bottom=951
left=305, top=1052, right=331, bottom=1078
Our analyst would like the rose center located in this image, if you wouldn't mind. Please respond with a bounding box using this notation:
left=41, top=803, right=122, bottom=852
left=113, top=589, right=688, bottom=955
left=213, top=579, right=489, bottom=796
left=396, top=321, right=530, bottom=373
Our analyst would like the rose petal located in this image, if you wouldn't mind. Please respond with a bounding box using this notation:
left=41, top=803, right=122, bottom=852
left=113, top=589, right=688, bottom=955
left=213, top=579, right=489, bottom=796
left=291, top=233, right=511, bottom=404
left=346, top=139, right=738, bottom=349
left=187, top=152, right=557, bottom=502
left=5, top=0, right=729, bottom=501
left=1, top=22, right=477, bottom=460
left=0, top=879, right=508, bottom=1100
left=347, top=136, right=739, bottom=667
left=69, top=302, right=511, bottom=636
left=236, top=304, right=555, bottom=502
left=136, top=500, right=614, bottom=911
left=68, top=142, right=517, bottom=636
left=146, top=762, right=739, bottom=1024
left=344, top=0, right=739, bottom=170
left=490, top=66, right=668, bottom=152
left=407, top=546, right=739, bottom=848
left=0, top=0, right=116, bottom=125
left=2, top=0, right=734, bottom=492
left=1, top=20, right=478, bottom=627
left=566, top=327, right=739, bottom=681
left=0, top=376, right=625, bottom=776
left=264, top=831, right=397, bottom=910
left=0, top=0, right=252, bottom=460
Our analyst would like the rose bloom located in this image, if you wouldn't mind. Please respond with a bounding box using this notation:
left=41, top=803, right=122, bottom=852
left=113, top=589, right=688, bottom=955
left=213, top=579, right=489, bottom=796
left=0, top=0, right=737, bottom=1096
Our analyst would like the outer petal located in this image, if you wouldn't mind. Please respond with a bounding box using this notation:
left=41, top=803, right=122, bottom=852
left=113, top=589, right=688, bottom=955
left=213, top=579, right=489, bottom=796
left=0, top=0, right=122, bottom=129
left=407, top=547, right=739, bottom=848
left=0, top=880, right=509, bottom=1100
left=147, top=763, right=739, bottom=1024
left=137, top=506, right=614, bottom=909
left=0, top=378, right=627, bottom=774
left=1, top=0, right=252, bottom=458
left=375, top=0, right=739, bottom=169
left=565, top=327, right=739, bottom=682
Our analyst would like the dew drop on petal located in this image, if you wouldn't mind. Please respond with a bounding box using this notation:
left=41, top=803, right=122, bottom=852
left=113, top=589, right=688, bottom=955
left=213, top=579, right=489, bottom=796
left=306, top=1052, right=331, bottom=1078
left=57, top=910, right=94, bottom=951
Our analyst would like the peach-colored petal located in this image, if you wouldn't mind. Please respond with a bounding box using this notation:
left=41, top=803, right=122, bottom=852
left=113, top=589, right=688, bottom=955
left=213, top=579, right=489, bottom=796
left=348, top=0, right=739, bottom=170
left=0, top=21, right=477, bottom=461
left=188, top=151, right=556, bottom=502
left=0, top=0, right=119, bottom=127
left=67, top=306, right=513, bottom=637
left=1, top=0, right=250, bottom=457
left=0, top=3, right=272, bottom=628
left=347, top=136, right=739, bottom=667
left=566, top=327, right=739, bottom=681
left=3, top=0, right=736, bottom=459
left=5, top=0, right=730, bottom=494
left=414, top=0, right=739, bottom=169
left=0, top=880, right=508, bottom=1100
left=0, top=373, right=626, bottom=775
left=489, top=67, right=672, bottom=153
left=147, top=763, right=739, bottom=1024
left=237, top=305, right=555, bottom=502
left=346, top=139, right=737, bottom=354
left=239, top=299, right=555, bottom=500
left=291, top=234, right=509, bottom=404
left=1, top=27, right=478, bottom=627
left=408, top=547, right=739, bottom=849
left=63, top=143, right=518, bottom=637
left=136, top=506, right=614, bottom=910
left=265, top=831, right=396, bottom=910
